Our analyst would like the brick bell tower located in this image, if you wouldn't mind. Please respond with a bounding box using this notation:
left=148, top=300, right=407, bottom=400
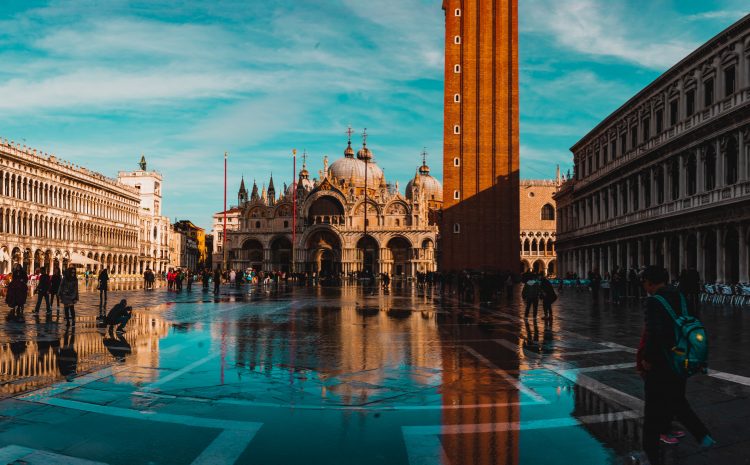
left=440, top=0, right=520, bottom=273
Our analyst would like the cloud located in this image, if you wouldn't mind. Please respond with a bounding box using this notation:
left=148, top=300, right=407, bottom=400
left=522, top=0, right=697, bottom=70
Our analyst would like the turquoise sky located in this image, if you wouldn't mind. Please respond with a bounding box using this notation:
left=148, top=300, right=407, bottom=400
left=0, top=1, right=747, bottom=229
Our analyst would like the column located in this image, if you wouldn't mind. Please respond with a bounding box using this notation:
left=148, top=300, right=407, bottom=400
left=716, top=138, right=725, bottom=188
left=649, top=237, right=657, bottom=265
left=739, top=224, right=749, bottom=283
left=696, top=149, right=705, bottom=194
left=678, top=233, right=685, bottom=272
left=678, top=154, right=687, bottom=199
left=738, top=129, right=747, bottom=182
left=696, top=230, right=705, bottom=280
left=599, top=246, right=605, bottom=272
left=626, top=241, right=632, bottom=269
left=663, top=236, right=670, bottom=274
left=716, top=227, right=725, bottom=282
left=616, top=242, right=622, bottom=270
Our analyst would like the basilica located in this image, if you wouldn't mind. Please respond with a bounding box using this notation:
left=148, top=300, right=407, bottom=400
left=223, top=132, right=441, bottom=277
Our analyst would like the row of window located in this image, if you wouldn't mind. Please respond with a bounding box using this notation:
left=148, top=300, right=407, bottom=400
left=0, top=208, right=137, bottom=248
left=0, top=170, right=138, bottom=224
left=577, top=64, right=743, bottom=180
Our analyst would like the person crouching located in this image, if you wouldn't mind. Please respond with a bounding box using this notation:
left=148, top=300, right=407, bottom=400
left=105, top=299, right=132, bottom=333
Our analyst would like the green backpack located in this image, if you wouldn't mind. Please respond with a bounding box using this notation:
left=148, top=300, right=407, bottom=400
left=652, top=293, right=708, bottom=377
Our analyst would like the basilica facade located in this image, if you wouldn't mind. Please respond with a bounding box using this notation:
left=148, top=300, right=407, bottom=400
left=225, top=134, right=441, bottom=277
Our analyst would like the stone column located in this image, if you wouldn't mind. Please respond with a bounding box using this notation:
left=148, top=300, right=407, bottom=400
left=696, top=230, right=705, bottom=281
left=739, top=224, right=749, bottom=283
left=696, top=149, right=705, bottom=194
left=679, top=154, right=687, bottom=199
left=615, top=242, right=621, bottom=270
left=649, top=237, right=657, bottom=265
left=716, top=227, right=725, bottom=282
left=716, top=138, right=725, bottom=188
left=739, top=129, right=747, bottom=182
left=678, top=233, right=685, bottom=272
left=663, top=236, right=670, bottom=273
left=626, top=241, right=632, bottom=269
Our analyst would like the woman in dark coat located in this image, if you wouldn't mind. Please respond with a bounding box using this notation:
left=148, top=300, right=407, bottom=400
left=58, top=267, right=79, bottom=325
left=50, top=268, right=62, bottom=309
left=5, top=265, right=28, bottom=316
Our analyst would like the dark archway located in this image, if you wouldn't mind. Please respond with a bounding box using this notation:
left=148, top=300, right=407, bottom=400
left=357, top=235, right=379, bottom=276
left=724, top=227, right=739, bottom=284
left=703, top=233, right=717, bottom=282
left=308, top=196, right=345, bottom=225
left=241, top=239, right=264, bottom=271
left=307, top=229, right=342, bottom=275
left=686, top=234, right=697, bottom=270
left=387, top=236, right=412, bottom=277
left=270, top=236, right=292, bottom=273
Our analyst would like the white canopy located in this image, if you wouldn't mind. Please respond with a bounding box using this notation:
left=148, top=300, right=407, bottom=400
left=69, top=252, right=100, bottom=266
left=0, top=249, right=10, bottom=263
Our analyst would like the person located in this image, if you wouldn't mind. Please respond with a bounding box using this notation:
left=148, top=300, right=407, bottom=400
left=6, top=265, right=28, bottom=316
left=58, top=267, right=79, bottom=325
left=186, top=270, right=193, bottom=291
left=505, top=274, right=514, bottom=301
left=104, top=299, right=132, bottom=333
left=213, top=266, right=222, bottom=294
left=57, top=326, right=77, bottom=381
left=539, top=276, right=557, bottom=321
left=176, top=269, right=183, bottom=291
left=589, top=268, right=602, bottom=301
left=33, top=266, right=52, bottom=313
left=50, top=268, right=62, bottom=309
left=522, top=277, right=540, bottom=320
left=98, top=268, right=109, bottom=307
left=601, top=271, right=611, bottom=302
left=638, top=266, right=714, bottom=464
left=202, top=268, right=211, bottom=290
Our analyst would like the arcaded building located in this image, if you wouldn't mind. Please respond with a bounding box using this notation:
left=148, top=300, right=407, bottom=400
left=225, top=133, right=441, bottom=277
left=0, top=139, right=140, bottom=275
left=520, top=179, right=559, bottom=276
left=556, top=14, right=750, bottom=283
left=440, top=0, right=520, bottom=272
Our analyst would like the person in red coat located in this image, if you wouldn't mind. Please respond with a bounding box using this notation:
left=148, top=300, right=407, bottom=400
left=5, top=265, right=28, bottom=317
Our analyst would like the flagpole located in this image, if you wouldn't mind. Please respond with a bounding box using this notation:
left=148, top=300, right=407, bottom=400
left=223, top=151, right=228, bottom=271
left=292, top=149, right=297, bottom=275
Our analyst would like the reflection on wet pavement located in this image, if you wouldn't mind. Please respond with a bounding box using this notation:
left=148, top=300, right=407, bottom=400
left=1, top=284, right=749, bottom=464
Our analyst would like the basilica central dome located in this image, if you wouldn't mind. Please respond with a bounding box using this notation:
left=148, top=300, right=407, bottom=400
left=328, top=140, right=384, bottom=188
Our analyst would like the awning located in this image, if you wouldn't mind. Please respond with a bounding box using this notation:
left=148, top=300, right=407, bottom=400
left=0, top=249, right=10, bottom=263
left=69, top=252, right=100, bottom=266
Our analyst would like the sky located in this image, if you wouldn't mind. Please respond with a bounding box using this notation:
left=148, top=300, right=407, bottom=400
left=0, top=0, right=747, bottom=229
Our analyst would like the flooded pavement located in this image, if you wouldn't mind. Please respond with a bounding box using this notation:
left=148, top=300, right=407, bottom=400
left=1, top=284, right=749, bottom=464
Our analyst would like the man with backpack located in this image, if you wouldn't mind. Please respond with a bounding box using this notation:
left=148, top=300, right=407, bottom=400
left=522, top=276, right=540, bottom=320
left=638, top=266, right=714, bottom=464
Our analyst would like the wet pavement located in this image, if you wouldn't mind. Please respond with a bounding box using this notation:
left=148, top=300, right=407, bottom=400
left=1, top=283, right=749, bottom=464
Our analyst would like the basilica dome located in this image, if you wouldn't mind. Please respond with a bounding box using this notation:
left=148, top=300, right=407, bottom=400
left=406, top=162, right=443, bottom=202
left=328, top=141, right=384, bottom=188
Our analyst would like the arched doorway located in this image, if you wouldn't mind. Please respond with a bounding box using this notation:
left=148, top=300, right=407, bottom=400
left=241, top=239, right=264, bottom=271
left=356, top=235, right=379, bottom=276
left=306, top=229, right=342, bottom=276
left=703, top=233, right=717, bottom=282
left=532, top=259, right=545, bottom=274
left=685, top=234, right=697, bottom=270
left=724, top=227, right=739, bottom=284
left=387, top=236, right=412, bottom=277
left=270, top=236, right=292, bottom=272
left=547, top=260, right=557, bottom=277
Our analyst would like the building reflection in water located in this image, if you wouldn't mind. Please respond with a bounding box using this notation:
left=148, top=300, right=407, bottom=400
left=0, top=312, right=170, bottom=397
left=438, top=307, right=521, bottom=465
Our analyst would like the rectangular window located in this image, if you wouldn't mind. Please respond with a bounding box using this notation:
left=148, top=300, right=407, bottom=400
left=656, top=109, right=663, bottom=134
left=669, top=100, right=678, bottom=126
left=588, top=156, right=593, bottom=174
left=631, top=127, right=637, bottom=149
left=455, top=8, right=461, bottom=16
left=642, top=117, right=650, bottom=141
left=603, top=146, right=608, bottom=164
left=620, top=133, right=627, bottom=156
left=725, top=65, right=736, bottom=96
left=453, top=64, right=461, bottom=73
left=453, top=190, right=460, bottom=200
left=610, top=140, right=617, bottom=159
left=453, top=93, right=460, bottom=103
left=686, top=89, right=695, bottom=116
left=704, top=78, right=714, bottom=107
left=453, top=223, right=460, bottom=233
left=454, top=36, right=461, bottom=44
left=453, top=125, right=460, bottom=134
left=453, top=157, right=460, bottom=167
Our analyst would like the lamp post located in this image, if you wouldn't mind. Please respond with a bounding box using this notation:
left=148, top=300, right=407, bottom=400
left=362, top=128, right=369, bottom=277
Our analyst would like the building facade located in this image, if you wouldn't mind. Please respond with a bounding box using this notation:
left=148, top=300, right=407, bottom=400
left=440, top=0, right=520, bottom=272
left=556, top=15, right=750, bottom=284
left=226, top=133, right=441, bottom=277
left=172, top=220, right=205, bottom=271
left=520, top=179, right=559, bottom=276
left=211, top=205, right=242, bottom=269
left=118, top=156, right=172, bottom=274
left=0, top=139, right=140, bottom=275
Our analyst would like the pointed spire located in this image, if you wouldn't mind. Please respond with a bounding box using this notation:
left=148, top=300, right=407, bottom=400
left=419, top=147, right=430, bottom=175
left=239, top=175, right=247, bottom=193
left=251, top=179, right=259, bottom=201
left=556, top=164, right=561, bottom=185
left=267, top=174, right=275, bottom=205
left=139, top=154, right=147, bottom=171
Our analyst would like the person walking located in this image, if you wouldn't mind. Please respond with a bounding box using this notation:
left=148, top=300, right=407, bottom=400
left=33, top=266, right=52, bottom=313
left=539, top=276, right=557, bottom=321
left=588, top=268, right=602, bottom=302
left=213, top=266, right=222, bottom=294
left=98, top=268, right=109, bottom=308
left=50, top=268, right=62, bottom=309
left=637, top=266, right=714, bottom=464
left=58, top=267, right=79, bottom=325
left=522, top=277, right=540, bottom=320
